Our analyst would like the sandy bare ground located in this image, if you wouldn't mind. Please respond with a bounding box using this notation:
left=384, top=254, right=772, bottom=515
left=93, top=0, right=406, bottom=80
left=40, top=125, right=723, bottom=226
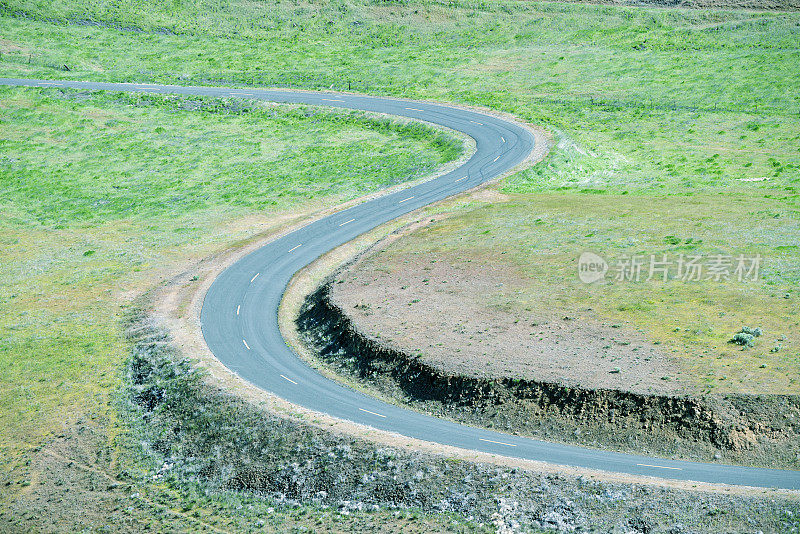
left=330, top=234, right=683, bottom=396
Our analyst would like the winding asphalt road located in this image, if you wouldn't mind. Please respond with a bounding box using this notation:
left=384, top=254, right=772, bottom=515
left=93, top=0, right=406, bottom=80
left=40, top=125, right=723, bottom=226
left=5, top=78, right=799, bottom=490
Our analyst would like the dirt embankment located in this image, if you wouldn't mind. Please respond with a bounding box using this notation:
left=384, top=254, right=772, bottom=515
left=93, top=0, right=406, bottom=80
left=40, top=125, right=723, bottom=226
left=298, top=284, right=800, bottom=469
left=53, top=301, right=794, bottom=534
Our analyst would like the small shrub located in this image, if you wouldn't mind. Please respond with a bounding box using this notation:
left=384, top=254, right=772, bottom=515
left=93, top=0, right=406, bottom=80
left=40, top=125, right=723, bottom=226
left=729, top=326, right=763, bottom=347
left=739, top=326, right=763, bottom=337
left=730, top=332, right=755, bottom=347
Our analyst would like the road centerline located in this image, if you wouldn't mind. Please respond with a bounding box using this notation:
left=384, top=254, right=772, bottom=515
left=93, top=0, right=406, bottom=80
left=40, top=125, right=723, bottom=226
left=479, top=438, right=517, bottom=447
left=359, top=408, right=387, bottom=418
left=636, top=463, right=683, bottom=471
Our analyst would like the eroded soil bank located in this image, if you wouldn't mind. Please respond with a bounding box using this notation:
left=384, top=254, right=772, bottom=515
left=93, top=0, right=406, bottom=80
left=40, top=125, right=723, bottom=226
left=297, top=284, right=800, bottom=470
left=60, top=300, right=797, bottom=534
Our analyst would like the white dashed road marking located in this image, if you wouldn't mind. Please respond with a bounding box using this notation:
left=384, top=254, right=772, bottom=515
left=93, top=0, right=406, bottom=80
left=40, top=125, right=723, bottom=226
left=399, top=196, right=414, bottom=204
left=280, top=374, right=298, bottom=385
left=339, top=218, right=355, bottom=226
left=405, top=107, right=424, bottom=112
left=455, top=176, right=466, bottom=182
left=636, top=463, right=682, bottom=471
left=471, top=120, right=483, bottom=125
left=493, top=155, right=501, bottom=162
left=236, top=305, right=240, bottom=316
left=322, top=98, right=344, bottom=102
left=359, top=408, right=387, bottom=418
left=250, top=273, right=260, bottom=283
left=288, top=244, right=302, bottom=253
left=242, top=339, right=250, bottom=350
left=479, top=438, right=517, bottom=447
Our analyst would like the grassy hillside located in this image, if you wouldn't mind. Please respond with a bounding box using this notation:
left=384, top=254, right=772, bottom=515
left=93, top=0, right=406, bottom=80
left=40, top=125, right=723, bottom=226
left=1, top=1, right=798, bottom=192
left=0, top=85, right=459, bottom=461
left=1, top=0, right=799, bottom=530
left=0, top=84, right=465, bottom=531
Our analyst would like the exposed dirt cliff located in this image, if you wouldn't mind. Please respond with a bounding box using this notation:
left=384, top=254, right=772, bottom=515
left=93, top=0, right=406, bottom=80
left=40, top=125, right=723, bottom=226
left=298, top=284, right=800, bottom=469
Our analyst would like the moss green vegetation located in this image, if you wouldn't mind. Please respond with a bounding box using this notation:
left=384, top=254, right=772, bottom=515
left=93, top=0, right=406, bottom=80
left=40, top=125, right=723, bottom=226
left=0, top=0, right=799, bottom=529
left=0, top=85, right=459, bottom=460
left=0, top=88, right=460, bottom=223
left=1, top=0, right=799, bottom=193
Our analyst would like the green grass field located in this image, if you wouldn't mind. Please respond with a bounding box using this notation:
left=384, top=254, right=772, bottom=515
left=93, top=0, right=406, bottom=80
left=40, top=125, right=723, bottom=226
left=1, top=0, right=799, bottom=194
left=0, top=85, right=459, bottom=457
left=0, top=83, right=465, bottom=530
left=1, top=0, right=799, bottom=530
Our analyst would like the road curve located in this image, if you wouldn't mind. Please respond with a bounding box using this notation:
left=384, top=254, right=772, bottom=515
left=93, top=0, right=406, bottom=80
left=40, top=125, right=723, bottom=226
left=4, top=77, right=798, bottom=490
